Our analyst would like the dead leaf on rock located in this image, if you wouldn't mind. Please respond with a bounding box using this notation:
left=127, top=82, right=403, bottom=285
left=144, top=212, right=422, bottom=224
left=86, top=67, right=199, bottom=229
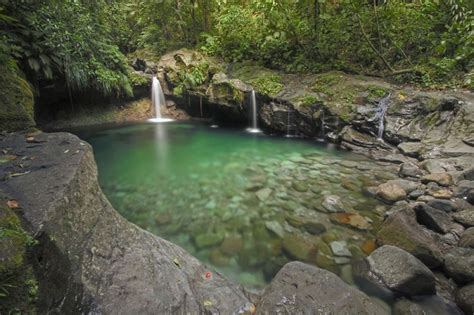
left=7, top=200, right=19, bottom=209
left=10, top=171, right=31, bottom=178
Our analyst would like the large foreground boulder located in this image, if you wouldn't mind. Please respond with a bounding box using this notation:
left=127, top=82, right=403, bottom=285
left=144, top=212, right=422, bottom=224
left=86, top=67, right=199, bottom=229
left=256, top=261, right=389, bottom=314
left=0, top=132, right=250, bottom=314
left=353, top=245, right=435, bottom=297
left=376, top=207, right=449, bottom=268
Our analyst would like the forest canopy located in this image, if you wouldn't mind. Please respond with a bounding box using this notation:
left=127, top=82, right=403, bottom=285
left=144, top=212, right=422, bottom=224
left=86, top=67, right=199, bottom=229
left=1, top=0, right=473, bottom=98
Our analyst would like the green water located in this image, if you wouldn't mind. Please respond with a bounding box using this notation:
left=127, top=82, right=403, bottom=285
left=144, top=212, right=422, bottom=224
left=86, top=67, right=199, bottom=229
left=80, top=121, right=397, bottom=288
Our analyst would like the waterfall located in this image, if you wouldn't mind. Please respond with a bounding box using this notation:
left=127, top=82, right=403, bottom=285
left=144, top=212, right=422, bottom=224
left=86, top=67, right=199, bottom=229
left=285, top=109, right=293, bottom=138
left=149, top=75, right=173, bottom=123
left=319, top=109, right=325, bottom=140
left=376, top=93, right=391, bottom=139
left=247, top=90, right=261, bottom=133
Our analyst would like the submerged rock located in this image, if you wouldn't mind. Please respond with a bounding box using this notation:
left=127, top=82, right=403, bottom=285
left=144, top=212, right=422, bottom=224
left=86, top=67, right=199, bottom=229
left=282, top=234, right=317, bottom=262
left=330, top=212, right=371, bottom=230
left=321, top=195, right=345, bottom=212
left=256, top=262, right=389, bottom=314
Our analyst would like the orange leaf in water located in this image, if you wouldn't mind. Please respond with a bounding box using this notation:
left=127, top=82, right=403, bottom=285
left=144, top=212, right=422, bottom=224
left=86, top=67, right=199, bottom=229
left=7, top=199, right=19, bottom=209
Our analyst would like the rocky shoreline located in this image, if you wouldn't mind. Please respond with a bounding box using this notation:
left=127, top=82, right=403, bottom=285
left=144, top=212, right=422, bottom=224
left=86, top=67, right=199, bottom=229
left=0, top=49, right=473, bottom=313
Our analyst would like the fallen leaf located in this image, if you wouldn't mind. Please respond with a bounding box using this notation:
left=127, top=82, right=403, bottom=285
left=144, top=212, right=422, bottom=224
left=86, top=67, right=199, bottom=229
left=26, top=136, right=35, bottom=142
left=7, top=200, right=19, bottom=209
left=10, top=171, right=31, bottom=177
left=203, top=300, right=213, bottom=307
left=173, top=258, right=181, bottom=267
left=204, top=271, right=212, bottom=279
left=64, top=149, right=69, bottom=154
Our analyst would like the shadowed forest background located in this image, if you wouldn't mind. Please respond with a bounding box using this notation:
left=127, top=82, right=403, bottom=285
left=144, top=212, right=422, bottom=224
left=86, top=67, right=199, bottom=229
left=1, top=0, right=473, bottom=108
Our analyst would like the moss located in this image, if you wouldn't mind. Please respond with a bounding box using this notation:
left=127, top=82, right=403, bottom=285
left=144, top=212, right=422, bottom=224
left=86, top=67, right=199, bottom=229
left=367, top=85, right=388, bottom=102
left=0, top=203, right=38, bottom=313
left=294, top=95, right=321, bottom=107
left=0, top=63, right=35, bottom=131
left=230, top=63, right=283, bottom=96
left=249, top=75, right=283, bottom=96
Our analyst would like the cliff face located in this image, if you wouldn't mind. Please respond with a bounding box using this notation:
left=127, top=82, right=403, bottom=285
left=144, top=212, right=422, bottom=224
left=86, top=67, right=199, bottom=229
left=0, top=132, right=250, bottom=314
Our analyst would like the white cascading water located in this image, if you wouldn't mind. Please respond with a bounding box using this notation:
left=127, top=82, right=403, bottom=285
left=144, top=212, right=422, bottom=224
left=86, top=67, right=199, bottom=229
left=246, top=90, right=261, bottom=133
left=149, top=75, right=173, bottom=123
left=376, top=93, right=391, bottom=139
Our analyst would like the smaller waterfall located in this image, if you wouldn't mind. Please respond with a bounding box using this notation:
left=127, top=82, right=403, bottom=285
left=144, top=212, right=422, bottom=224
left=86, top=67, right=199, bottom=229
left=376, top=93, right=391, bottom=139
left=149, top=75, right=173, bottom=123
left=246, top=90, right=261, bottom=133
left=319, top=109, right=326, bottom=141
left=285, top=109, right=293, bottom=138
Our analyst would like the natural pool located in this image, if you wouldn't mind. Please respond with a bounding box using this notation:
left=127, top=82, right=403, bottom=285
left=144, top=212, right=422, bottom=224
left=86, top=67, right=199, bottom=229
left=78, top=121, right=399, bottom=289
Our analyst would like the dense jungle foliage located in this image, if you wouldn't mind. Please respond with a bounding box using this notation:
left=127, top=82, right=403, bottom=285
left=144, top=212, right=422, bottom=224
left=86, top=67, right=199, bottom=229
left=0, top=0, right=473, bottom=100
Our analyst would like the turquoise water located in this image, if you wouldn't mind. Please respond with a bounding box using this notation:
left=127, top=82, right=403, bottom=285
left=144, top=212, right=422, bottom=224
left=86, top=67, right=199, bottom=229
left=80, top=121, right=396, bottom=288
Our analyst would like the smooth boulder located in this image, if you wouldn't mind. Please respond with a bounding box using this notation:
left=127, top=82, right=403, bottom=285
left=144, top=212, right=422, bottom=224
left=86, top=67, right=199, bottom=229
left=256, top=261, right=389, bottom=314
left=356, top=245, right=435, bottom=297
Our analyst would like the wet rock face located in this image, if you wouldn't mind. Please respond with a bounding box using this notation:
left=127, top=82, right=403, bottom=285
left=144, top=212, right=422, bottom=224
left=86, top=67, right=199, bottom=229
left=256, top=261, right=389, bottom=315
left=0, top=132, right=250, bottom=314
left=444, top=247, right=474, bottom=284
left=376, top=207, right=448, bottom=268
left=355, top=245, right=436, bottom=297
left=455, top=284, right=474, bottom=315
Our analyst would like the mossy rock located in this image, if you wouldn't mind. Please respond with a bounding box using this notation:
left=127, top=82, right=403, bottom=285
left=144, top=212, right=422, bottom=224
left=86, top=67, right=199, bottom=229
left=0, top=64, right=35, bottom=131
left=0, top=202, right=38, bottom=313
left=230, top=63, right=283, bottom=97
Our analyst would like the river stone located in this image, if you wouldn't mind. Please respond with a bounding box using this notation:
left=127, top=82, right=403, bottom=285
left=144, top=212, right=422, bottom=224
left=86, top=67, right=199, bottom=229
left=364, top=245, right=435, bottom=296
left=376, top=207, right=446, bottom=268
left=303, top=222, right=327, bottom=235
left=282, top=234, right=317, bottom=262
left=414, top=203, right=452, bottom=234
left=194, top=232, right=224, bottom=248
left=421, top=173, right=454, bottom=187
left=330, top=213, right=371, bottom=230
left=399, top=162, right=424, bottom=178
left=453, top=210, right=474, bottom=227
left=265, top=221, right=285, bottom=238
left=430, top=188, right=454, bottom=199
left=427, top=199, right=458, bottom=212
left=393, top=297, right=462, bottom=315
left=459, top=227, right=474, bottom=248
left=0, top=132, right=250, bottom=314
left=256, top=187, right=272, bottom=201
left=292, top=181, right=308, bottom=192
left=455, top=284, right=474, bottom=315
left=209, top=249, right=230, bottom=267
left=444, top=247, right=474, bottom=284
left=256, top=262, right=389, bottom=315
left=387, top=179, right=419, bottom=193
left=330, top=241, right=352, bottom=257
left=321, top=195, right=344, bottom=212
left=409, top=190, right=424, bottom=199
left=376, top=182, right=407, bottom=203
left=220, top=236, right=243, bottom=255
left=398, top=142, right=424, bottom=158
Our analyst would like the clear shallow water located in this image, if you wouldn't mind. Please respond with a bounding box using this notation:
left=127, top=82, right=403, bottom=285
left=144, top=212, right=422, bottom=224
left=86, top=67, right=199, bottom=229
left=79, top=121, right=398, bottom=289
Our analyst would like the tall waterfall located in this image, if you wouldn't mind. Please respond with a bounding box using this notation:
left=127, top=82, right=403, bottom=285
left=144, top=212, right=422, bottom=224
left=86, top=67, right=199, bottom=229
left=247, top=90, right=261, bottom=133
left=149, top=75, right=173, bottom=123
